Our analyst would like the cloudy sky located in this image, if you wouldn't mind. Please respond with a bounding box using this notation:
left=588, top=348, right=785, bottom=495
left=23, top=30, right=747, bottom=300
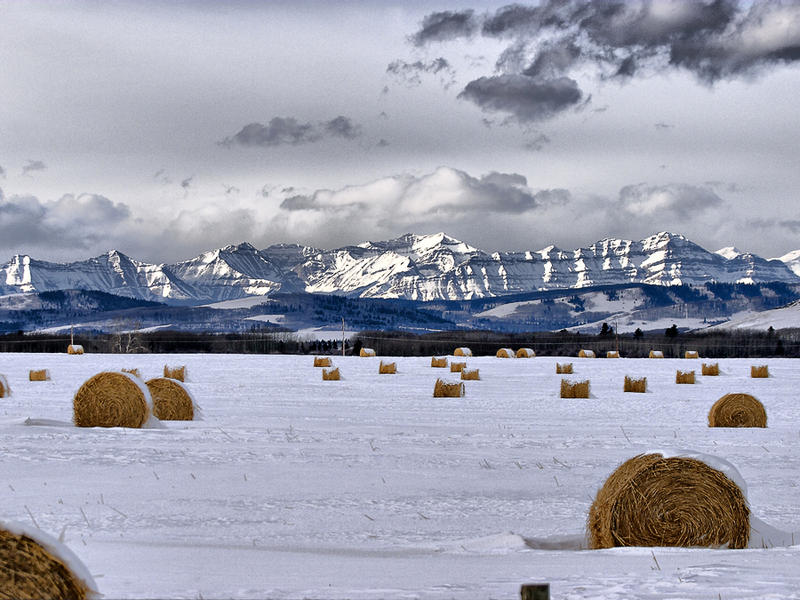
left=1, top=0, right=799, bottom=263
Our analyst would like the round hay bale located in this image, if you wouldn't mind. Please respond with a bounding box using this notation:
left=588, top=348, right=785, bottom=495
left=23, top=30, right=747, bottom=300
left=708, top=393, right=767, bottom=428
left=453, top=347, right=472, bottom=357
left=496, top=348, right=515, bottom=358
left=67, top=344, right=84, bottom=355
left=145, top=377, right=195, bottom=421
left=0, top=520, right=97, bottom=600
left=587, top=453, right=750, bottom=549
left=73, top=371, right=151, bottom=428
left=516, top=347, right=535, bottom=358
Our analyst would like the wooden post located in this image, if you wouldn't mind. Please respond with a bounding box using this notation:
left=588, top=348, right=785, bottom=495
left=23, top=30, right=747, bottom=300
left=520, top=583, right=549, bottom=600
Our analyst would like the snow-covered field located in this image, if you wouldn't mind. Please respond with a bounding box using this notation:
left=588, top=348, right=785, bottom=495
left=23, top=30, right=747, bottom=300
left=2, top=352, right=800, bottom=599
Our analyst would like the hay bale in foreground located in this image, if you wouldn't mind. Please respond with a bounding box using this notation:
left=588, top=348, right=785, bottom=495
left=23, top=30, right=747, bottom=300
left=685, top=350, right=699, bottom=359
left=560, top=379, right=589, bottom=398
left=433, top=379, right=465, bottom=397
left=145, top=377, right=195, bottom=421
left=556, top=362, right=573, bottom=374
left=163, top=365, right=186, bottom=382
left=121, top=368, right=140, bottom=378
left=676, top=370, right=695, bottom=384
left=702, top=363, right=720, bottom=376
left=431, top=356, right=448, bottom=368
left=624, top=376, right=647, bottom=393
left=313, top=356, right=332, bottom=368
left=29, top=369, right=50, bottom=382
left=322, top=367, right=340, bottom=381
left=606, top=351, right=620, bottom=358
left=359, top=348, right=376, bottom=357
left=578, top=349, right=595, bottom=358
left=450, top=361, right=466, bottom=372
left=453, top=347, right=472, bottom=357
left=587, top=453, right=750, bottom=549
left=0, top=374, right=10, bottom=398
left=461, top=368, right=480, bottom=380
left=751, top=365, right=769, bottom=378
left=73, top=371, right=151, bottom=428
left=0, top=521, right=96, bottom=600
left=649, top=350, right=664, bottom=358
left=708, top=393, right=767, bottom=428
left=496, top=348, right=515, bottom=358
left=378, top=361, right=397, bottom=374
left=67, top=344, right=84, bottom=355
left=516, top=348, right=535, bottom=358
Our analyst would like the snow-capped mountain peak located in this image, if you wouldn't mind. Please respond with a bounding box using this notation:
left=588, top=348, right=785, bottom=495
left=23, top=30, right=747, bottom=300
left=716, top=247, right=743, bottom=260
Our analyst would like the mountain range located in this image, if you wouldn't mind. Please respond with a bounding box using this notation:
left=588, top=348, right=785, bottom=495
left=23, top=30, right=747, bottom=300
left=2, top=231, right=799, bottom=304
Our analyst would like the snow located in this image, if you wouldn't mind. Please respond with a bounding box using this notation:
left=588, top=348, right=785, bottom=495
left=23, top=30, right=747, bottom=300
left=710, top=301, right=800, bottom=331
left=244, top=314, right=286, bottom=324
left=202, top=297, right=275, bottom=309
left=1, top=353, right=800, bottom=598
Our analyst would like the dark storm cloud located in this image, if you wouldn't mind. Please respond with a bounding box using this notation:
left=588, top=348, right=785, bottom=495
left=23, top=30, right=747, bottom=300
left=386, top=57, right=456, bottom=87
left=181, top=176, right=193, bottom=191
left=22, top=159, right=46, bottom=176
left=222, top=116, right=363, bottom=147
left=0, top=192, right=131, bottom=248
left=280, top=194, right=318, bottom=211
left=779, top=219, right=800, bottom=234
left=412, top=9, right=479, bottom=45
left=458, top=75, right=583, bottom=122
left=523, top=133, right=551, bottom=151
left=408, top=1, right=800, bottom=122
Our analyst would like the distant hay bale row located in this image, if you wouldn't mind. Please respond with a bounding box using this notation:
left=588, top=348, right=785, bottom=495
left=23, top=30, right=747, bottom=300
left=606, top=351, right=620, bottom=358
left=556, top=363, right=573, bottom=374
left=751, top=365, right=769, bottom=378
left=676, top=370, right=695, bottom=384
left=450, top=361, right=466, bottom=372
left=560, top=379, right=589, bottom=398
left=73, top=372, right=151, bottom=428
left=322, top=367, right=340, bottom=381
left=313, top=356, right=332, bottom=368
left=649, top=350, right=664, bottom=358
left=163, top=365, right=186, bottom=382
left=623, top=376, right=647, bottom=393
left=461, top=368, right=480, bottom=380
left=67, top=344, right=84, bottom=355
left=146, top=377, right=194, bottom=421
left=29, top=369, right=50, bottom=382
left=431, top=356, right=448, bottom=368
left=433, top=379, right=465, bottom=397
left=496, top=348, right=515, bottom=358
left=378, top=361, right=397, bottom=374
left=578, top=349, right=595, bottom=358
left=0, top=522, right=95, bottom=600
left=702, top=363, right=720, bottom=376
left=685, top=350, right=699, bottom=359
left=453, top=347, right=472, bottom=357
left=0, top=374, right=9, bottom=398
left=359, top=348, right=376, bottom=357
left=587, top=453, right=750, bottom=549
left=516, top=348, right=535, bottom=358
left=121, top=368, right=141, bottom=378
left=709, top=393, right=767, bottom=428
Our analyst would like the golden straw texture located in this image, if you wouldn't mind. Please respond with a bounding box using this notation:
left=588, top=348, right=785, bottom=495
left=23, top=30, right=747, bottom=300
left=145, top=377, right=194, bottom=421
left=561, top=379, right=590, bottom=398
left=460, top=368, right=480, bottom=380
left=450, top=362, right=466, bottom=372
left=29, top=370, right=49, bottom=382
left=322, top=367, right=340, bottom=381
left=496, top=348, right=514, bottom=358
left=587, top=453, right=750, bottom=549
left=121, top=368, right=141, bottom=378
left=624, top=376, right=647, bottom=393
left=751, top=365, right=769, bottom=378
left=73, top=372, right=150, bottom=428
left=0, top=527, right=90, bottom=600
left=676, top=370, right=696, bottom=384
left=431, top=356, right=448, bottom=368
left=649, top=350, right=664, bottom=358
left=516, top=348, right=535, bottom=358
left=702, top=363, right=720, bottom=376
left=453, top=347, right=472, bottom=357
left=313, top=356, right=332, bottom=368
left=0, top=374, right=9, bottom=398
left=606, top=351, right=620, bottom=358
left=378, top=361, right=397, bottom=374
left=433, top=379, right=465, bottom=397
left=359, top=348, right=376, bottom=357
left=163, top=365, right=186, bottom=382
left=556, top=363, right=573, bottom=374
left=578, top=349, right=595, bottom=358
left=685, top=350, right=699, bottom=359
left=708, top=393, right=767, bottom=428
left=67, top=345, right=84, bottom=355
